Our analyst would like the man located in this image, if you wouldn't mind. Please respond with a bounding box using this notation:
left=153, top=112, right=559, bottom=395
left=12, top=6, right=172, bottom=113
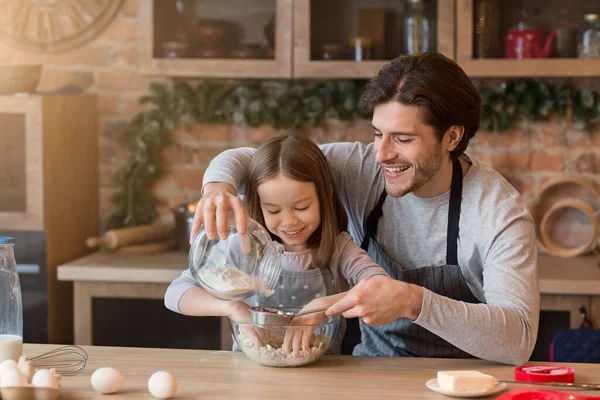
left=191, top=52, right=539, bottom=365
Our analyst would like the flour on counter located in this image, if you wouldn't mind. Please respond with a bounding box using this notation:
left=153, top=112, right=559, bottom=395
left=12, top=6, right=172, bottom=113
left=237, top=329, right=330, bottom=367
left=198, top=264, right=259, bottom=296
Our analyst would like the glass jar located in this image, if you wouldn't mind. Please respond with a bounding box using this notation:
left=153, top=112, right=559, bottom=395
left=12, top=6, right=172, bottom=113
left=578, top=14, right=600, bottom=59
left=0, top=237, right=23, bottom=362
left=162, top=0, right=191, bottom=58
left=189, top=217, right=284, bottom=301
left=320, top=43, right=343, bottom=60
left=348, top=37, right=372, bottom=61
left=404, top=0, right=433, bottom=54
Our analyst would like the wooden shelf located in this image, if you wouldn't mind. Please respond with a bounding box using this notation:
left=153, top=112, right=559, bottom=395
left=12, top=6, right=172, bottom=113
left=457, top=59, right=600, bottom=78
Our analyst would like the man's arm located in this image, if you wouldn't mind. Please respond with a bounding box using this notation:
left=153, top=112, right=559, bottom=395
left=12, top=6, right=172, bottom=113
left=201, top=147, right=256, bottom=195
left=414, top=214, right=539, bottom=365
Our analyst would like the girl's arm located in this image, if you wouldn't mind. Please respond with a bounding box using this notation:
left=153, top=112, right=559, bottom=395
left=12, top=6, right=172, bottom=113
left=336, top=232, right=389, bottom=286
left=164, top=269, right=250, bottom=322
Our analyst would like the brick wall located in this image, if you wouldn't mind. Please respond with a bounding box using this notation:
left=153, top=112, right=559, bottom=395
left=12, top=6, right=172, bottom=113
left=1, top=0, right=597, bottom=246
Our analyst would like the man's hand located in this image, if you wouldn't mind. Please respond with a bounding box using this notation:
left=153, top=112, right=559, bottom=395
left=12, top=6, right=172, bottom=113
left=325, top=276, right=424, bottom=325
left=190, top=182, right=248, bottom=243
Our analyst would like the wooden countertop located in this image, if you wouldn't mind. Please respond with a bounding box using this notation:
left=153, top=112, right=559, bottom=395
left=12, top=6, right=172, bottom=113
left=22, top=344, right=600, bottom=399
left=57, top=251, right=600, bottom=295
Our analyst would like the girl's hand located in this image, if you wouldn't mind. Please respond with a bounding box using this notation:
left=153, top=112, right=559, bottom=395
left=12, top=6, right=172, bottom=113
left=227, top=301, right=268, bottom=348
left=282, top=301, right=327, bottom=357
left=191, top=182, right=248, bottom=243
left=226, top=301, right=251, bottom=323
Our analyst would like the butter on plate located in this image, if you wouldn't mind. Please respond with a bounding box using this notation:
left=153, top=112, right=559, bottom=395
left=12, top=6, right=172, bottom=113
left=437, top=370, right=495, bottom=392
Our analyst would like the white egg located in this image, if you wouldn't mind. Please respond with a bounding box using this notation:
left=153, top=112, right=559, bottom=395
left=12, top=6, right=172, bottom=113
left=32, top=369, right=60, bottom=389
left=91, top=367, right=124, bottom=394
left=0, top=359, right=17, bottom=373
left=148, top=371, right=177, bottom=399
left=0, top=367, right=27, bottom=388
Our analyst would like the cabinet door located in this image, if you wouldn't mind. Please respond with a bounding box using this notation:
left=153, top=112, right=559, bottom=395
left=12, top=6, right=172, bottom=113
left=590, top=296, right=600, bottom=330
left=138, top=0, right=293, bottom=78
left=457, top=0, right=600, bottom=77
left=294, top=0, right=455, bottom=78
left=540, top=294, right=590, bottom=330
left=0, top=97, right=43, bottom=231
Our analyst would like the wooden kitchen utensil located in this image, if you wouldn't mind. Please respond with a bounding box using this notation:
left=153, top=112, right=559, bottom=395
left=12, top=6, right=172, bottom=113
left=529, top=176, right=600, bottom=257
left=539, top=198, right=598, bottom=258
left=117, top=239, right=177, bottom=254
left=86, top=221, right=175, bottom=251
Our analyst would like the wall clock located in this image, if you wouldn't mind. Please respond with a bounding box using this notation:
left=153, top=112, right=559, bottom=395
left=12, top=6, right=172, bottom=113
left=0, top=0, right=124, bottom=53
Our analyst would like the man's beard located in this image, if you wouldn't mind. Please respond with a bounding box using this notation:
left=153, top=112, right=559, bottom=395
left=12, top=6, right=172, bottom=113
left=385, top=146, right=443, bottom=198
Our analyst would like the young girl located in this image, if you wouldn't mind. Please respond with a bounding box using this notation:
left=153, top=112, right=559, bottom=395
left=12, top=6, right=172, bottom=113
left=164, top=131, right=389, bottom=356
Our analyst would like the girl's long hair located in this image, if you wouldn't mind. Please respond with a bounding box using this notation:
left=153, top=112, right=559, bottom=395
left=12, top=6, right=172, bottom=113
left=244, top=132, right=348, bottom=268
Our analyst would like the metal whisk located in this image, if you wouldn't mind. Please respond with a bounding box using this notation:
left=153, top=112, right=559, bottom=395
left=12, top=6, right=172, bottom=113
left=30, top=345, right=88, bottom=376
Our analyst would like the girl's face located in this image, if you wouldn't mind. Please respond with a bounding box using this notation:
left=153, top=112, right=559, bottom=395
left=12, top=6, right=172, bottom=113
left=256, top=173, right=321, bottom=252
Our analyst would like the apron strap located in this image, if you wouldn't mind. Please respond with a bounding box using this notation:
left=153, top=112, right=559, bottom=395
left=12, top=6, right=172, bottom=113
left=446, top=158, right=463, bottom=266
left=360, top=158, right=464, bottom=265
left=360, top=188, right=387, bottom=251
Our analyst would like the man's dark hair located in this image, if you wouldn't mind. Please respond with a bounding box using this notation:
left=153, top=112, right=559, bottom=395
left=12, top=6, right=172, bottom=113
left=362, top=52, right=481, bottom=158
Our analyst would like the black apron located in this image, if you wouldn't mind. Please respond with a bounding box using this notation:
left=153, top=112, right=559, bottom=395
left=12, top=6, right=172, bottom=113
left=352, top=158, right=481, bottom=357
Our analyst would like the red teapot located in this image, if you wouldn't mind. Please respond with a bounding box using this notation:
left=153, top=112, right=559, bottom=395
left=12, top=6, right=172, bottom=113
left=505, top=26, right=556, bottom=59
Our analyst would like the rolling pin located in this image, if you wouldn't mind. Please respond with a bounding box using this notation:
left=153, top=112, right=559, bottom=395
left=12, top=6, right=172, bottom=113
left=86, top=221, right=175, bottom=250
left=117, top=239, right=177, bottom=254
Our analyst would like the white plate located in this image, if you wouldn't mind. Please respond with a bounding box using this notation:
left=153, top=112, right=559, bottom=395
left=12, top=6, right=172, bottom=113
left=425, top=378, right=507, bottom=398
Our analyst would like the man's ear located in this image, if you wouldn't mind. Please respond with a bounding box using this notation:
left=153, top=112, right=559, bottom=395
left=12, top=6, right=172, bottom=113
left=445, top=126, right=465, bottom=152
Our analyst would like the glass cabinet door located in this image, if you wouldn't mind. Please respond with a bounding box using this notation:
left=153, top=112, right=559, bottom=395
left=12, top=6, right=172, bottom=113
left=457, top=0, right=600, bottom=77
left=139, top=0, right=293, bottom=78
left=294, top=0, right=454, bottom=78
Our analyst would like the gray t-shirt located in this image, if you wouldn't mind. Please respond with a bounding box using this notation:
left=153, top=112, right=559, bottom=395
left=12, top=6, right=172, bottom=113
left=201, top=142, right=540, bottom=365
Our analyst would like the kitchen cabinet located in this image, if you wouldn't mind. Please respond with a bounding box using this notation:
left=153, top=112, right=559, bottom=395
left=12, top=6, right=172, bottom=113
left=293, top=0, right=455, bottom=78
left=138, top=0, right=293, bottom=78
left=456, top=0, right=600, bottom=77
left=138, top=0, right=600, bottom=78
left=0, top=93, right=99, bottom=344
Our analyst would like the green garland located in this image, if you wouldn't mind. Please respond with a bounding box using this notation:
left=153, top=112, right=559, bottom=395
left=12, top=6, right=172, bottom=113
left=480, top=80, right=600, bottom=131
left=108, top=79, right=600, bottom=229
left=107, top=80, right=369, bottom=229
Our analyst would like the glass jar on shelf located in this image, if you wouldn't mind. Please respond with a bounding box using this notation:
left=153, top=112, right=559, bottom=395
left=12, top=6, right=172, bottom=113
left=577, top=13, right=600, bottom=59
left=0, top=237, right=23, bottom=362
left=320, top=43, right=343, bottom=60
left=404, top=0, right=434, bottom=54
left=189, top=217, right=284, bottom=301
left=162, top=0, right=191, bottom=58
left=349, top=37, right=372, bottom=61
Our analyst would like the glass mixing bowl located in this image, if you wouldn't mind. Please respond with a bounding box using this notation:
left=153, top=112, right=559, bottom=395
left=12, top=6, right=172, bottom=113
left=229, top=313, right=340, bottom=368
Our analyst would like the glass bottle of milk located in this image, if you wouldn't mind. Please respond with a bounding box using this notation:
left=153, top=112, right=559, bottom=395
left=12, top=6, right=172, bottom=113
left=0, top=237, right=23, bottom=361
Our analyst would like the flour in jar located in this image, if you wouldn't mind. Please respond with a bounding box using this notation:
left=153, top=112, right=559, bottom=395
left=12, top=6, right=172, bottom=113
left=198, top=264, right=260, bottom=296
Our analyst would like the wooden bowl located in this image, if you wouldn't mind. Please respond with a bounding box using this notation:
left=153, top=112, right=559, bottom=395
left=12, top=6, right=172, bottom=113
left=529, top=176, right=600, bottom=256
left=0, top=65, right=42, bottom=94
left=539, top=198, right=598, bottom=258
